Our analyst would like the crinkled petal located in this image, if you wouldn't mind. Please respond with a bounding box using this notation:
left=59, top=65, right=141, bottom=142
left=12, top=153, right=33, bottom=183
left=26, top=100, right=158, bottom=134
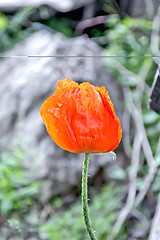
left=40, top=78, right=122, bottom=153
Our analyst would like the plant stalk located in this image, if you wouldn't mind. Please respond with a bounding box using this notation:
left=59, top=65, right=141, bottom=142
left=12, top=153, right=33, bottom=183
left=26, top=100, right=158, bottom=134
left=82, top=153, right=97, bottom=240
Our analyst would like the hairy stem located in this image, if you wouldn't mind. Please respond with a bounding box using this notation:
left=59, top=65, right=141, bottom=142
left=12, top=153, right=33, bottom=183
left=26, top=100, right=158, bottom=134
left=82, top=153, right=97, bottom=240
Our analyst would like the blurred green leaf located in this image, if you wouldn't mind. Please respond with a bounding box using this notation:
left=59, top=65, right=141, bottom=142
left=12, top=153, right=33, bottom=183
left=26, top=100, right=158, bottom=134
left=108, top=167, right=126, bottom=180
left=46, top=17, right=74, bottom=37
left=0, top=7, right=34, bottom=52
left=143, top=111, right=159, bottom=125
left=40, top=183, right=126, bottom=240
left=0, top=148, right=41, bottom=215
left=0, top=12, right=8, bottom=31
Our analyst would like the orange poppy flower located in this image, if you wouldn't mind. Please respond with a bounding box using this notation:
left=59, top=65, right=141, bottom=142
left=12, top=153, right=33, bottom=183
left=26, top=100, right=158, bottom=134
left=40, top=78, right=122, bottom=153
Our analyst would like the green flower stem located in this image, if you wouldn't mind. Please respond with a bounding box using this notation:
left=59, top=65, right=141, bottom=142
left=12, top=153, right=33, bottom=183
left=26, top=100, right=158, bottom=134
left=82, top=153, right=97, bottom=240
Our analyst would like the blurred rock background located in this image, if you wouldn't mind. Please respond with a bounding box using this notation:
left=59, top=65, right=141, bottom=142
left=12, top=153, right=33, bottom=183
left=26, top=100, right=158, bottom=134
left=0, top=0, right=160, bottom=240
left=0, top=30, right=121, bottom=201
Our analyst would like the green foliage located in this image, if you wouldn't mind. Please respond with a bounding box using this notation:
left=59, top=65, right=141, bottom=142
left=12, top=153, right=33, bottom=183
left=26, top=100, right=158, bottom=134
left=0, top=7, right=34, bottom=52
left=101, top=0, right=121, bottom=15
left=0, top=12, right=8, bottom=31
left=0, top=13, right=158, bottom=240
left=103, top=19, right=160, bottom=236
left=103, top=16, right=160, bottom=156
left=91, top=28, right=105, bottom=37
left=0, top=148, right=40, bottom=215
left=104, top=16, right=153, bottom=77
left=0, top=147, right=128, bottom=239
left=40, top=184, right=127, bottom=240
left=46, top=17, right=74, bottom=37
left=0, top=8, right=75, bottom=51
left=108, top=166, right=126, bottom=180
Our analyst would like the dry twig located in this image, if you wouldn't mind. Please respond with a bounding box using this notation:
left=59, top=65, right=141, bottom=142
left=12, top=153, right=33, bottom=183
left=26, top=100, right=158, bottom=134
left=106, top=58, right=156, bottom=240
left=133, top=106, right=157, bottom=206
left=110, top=133, right=142, bottom=238
left=148, top=194, right=160, bottom=240
left=151, top=6, right=160, bottom=64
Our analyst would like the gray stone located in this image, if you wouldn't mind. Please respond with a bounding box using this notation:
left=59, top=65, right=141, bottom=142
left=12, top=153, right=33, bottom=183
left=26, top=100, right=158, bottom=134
left=0, top=30, right=122, bottom=201
left=0, top=0, right=159, bottom=18
left=120, top=0, right=159, bottom=17
left=0, top=0, right=95, bottom=12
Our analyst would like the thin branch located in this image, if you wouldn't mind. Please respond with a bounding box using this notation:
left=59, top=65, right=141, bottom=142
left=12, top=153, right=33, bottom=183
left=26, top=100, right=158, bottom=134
left=106, top=55, right=156, bottom=239
left=75, top=15, right=108, bottom=35
left=129, top=209, right=150, bottom=238
left=111, top=133, right=142, bottom=238
left=122, top=110, right=132, bottom=158
left=155, top=137, right=160, bottom=157
left=129, top=106, right=157, bottom=206
left=148, top=137, right=160, bottom=240
left=148, top=193, right=160, bottom=240
left=135, top=164, right=157, bottom=206
left=150, top=6, right=160, bottom=64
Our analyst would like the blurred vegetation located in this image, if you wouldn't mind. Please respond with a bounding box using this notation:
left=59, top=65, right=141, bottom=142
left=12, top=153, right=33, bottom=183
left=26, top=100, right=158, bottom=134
left=0, top=147, right=127, bottom=240
left=0, top=4, right=160, bottom=240
left=103, top=15, right=160, bottom=155
left=0, top=148, right=40, bottom=215
left=104, top=16, right=153, bottom=75
left=40, top=184, right=126, bottom=240
left=46, top=17, right=74, bottom=37
left=0, top=7, right=34, bottom=52
left=103, top=15, right=160, bottom=239
left=0, top=147, right=41, bottom=239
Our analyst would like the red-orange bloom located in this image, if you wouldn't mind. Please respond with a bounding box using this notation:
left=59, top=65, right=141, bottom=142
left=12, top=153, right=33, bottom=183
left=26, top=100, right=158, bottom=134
left=40, top=78, right=122, bottom=153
